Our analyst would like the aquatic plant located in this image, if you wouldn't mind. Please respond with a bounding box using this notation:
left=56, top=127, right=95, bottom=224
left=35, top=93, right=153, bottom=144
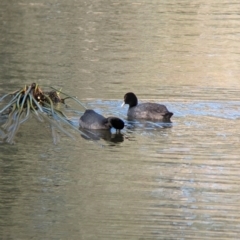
left=0, top=83, right=87, bottom=144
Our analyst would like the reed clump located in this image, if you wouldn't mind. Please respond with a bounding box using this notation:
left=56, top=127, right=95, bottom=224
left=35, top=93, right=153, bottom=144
left=0, top=83, right=86, bottom=144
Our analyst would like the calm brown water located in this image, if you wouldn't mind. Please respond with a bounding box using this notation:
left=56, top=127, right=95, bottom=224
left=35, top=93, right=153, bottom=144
left=1, top=0, right=240, bottom=239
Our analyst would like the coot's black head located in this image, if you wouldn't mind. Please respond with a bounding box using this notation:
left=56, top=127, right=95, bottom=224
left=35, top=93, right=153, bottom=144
left=108, top=117, right=125, bottom=131
left=123, top=92, right=138, bottom=108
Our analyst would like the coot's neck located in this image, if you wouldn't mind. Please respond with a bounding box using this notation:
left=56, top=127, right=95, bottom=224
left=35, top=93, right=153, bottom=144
left=129, top=97, right=138, bottom=108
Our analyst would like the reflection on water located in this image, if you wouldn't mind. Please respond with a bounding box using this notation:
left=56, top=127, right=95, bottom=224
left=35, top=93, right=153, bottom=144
left=80, top=128, right=124, bottom=144
left=1, top=0, right=240, bottom=239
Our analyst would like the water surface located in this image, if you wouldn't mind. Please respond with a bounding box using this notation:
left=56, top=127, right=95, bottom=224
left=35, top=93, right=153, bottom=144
left=1, top=0, right=240, bottom=239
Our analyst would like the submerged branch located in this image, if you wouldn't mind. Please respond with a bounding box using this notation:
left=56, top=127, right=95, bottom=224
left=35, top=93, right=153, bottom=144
left=0, top=83, right=90, bottom=144
left=50, top=87, right=87, bottom=110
